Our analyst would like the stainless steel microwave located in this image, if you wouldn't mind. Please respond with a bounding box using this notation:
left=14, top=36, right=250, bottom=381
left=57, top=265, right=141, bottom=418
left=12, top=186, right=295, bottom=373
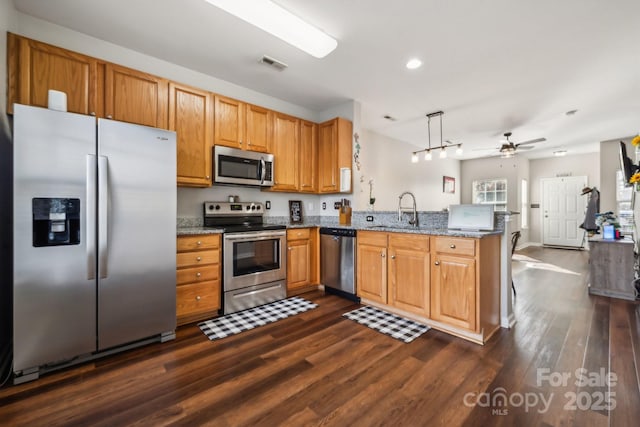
left=213, top=145, right=274, bottom=187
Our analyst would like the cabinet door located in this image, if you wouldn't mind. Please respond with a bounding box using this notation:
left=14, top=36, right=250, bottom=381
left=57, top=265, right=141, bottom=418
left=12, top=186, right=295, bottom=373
left=318, top=119, right=339, bottom=192
left=357, top=243, right=388, bottom=304
left=245, top=104, right=271, bottom=153
left=431, top=254, right=477, bottom=331
left=270, top=112, right=300, bottom=191
left=214, top=95, right=244, bottom=149
left=104, top=63, right=168, bottom=129
left=287, top=239, right=311, bottom=289
left=8, top=33, right=99, bottom=116
left=169, top=82, right=214, bottom=187
left=299, top=120, right=318, bottom=193
left=388, top=234, right=430, bottom=317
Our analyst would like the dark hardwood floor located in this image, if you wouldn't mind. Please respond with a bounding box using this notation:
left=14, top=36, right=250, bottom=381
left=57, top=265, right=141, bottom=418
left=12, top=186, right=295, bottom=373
left=1, top=246, right=640, bottom=426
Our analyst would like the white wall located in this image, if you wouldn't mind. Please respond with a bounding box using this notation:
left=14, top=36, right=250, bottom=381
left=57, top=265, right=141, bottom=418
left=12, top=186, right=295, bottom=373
left=355, top=130, right=460, bottom=211
left=528, top=152, right=600, bottom=243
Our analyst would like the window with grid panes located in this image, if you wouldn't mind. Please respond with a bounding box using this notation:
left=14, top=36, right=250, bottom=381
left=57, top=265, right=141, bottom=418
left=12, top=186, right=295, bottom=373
left=473, top=178, right=507, bottom=211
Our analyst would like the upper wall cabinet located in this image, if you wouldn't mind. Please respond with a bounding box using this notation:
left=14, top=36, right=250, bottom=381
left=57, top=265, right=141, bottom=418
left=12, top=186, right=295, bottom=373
left=169, top=82, right=214, bottom=187
left=104, top=63, right=169, bottom=129
left=299, top=120, right=318, bottom=193
left=318, top=117, right=353, bottom=194
left=7, top=33, right=100, bottom=116
left=245, top=104, right=271, bottom=153
left=269, top=112, right=300, bottom=192
left=214, top=95, right=244, bottom=149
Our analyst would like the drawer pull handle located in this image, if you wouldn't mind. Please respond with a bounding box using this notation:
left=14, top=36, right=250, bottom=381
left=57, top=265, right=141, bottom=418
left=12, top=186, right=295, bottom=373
left=450, top=244, right=456, bottom=249
left=196, top=295, right=201, bottom=301
left=196, top=272, right=201, bottom=277
left=434, top=261, right=440, bottom=266
left=196, top=241, right=202, bottom=246
left=196, top=256, right=202, bottom=261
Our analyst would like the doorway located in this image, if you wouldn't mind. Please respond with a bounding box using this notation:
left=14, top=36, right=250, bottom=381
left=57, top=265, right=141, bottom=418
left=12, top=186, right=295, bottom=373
left=541, top=176, right=588, bottom=248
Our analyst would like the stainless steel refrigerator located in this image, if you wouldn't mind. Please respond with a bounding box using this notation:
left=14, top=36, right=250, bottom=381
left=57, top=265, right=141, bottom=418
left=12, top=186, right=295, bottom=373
left=13, top=104, right=177, bottom=383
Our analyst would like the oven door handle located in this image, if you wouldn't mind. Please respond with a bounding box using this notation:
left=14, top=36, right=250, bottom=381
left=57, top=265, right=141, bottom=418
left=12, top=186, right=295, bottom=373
left=225, top=231, right=286, bottom=242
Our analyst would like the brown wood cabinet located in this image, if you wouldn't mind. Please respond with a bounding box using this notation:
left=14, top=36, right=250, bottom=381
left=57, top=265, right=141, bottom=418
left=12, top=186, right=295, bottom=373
left=270, top=112, right=300, bottom=191
left=430, top=235, right=500, bottom=338
left=7, top=33, right=100, bottom=116
left=356, top=231, right=389, bottom=303
left=169, top=82, right=214, bottom=187
left=176, top=234, right=221, bottom=326
left=104, top=63, right=168, bottom=129
left=245, top=104, right=271, bottom=153
left=299, top=120, right=318, bottom=193
left=356, top=231, right=430, bottom=316
left=214, top=95, right=244, bottom=149
left=286, top=228, right=318, bottom=292
left=318, top=117, right=353, bottom=193
left=388, top=233, right=430, bottom=317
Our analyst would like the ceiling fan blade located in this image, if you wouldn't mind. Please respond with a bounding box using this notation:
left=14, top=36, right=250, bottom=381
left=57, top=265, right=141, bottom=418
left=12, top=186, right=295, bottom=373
left=516, top=145, right=535, bottom=150
left=516, top=137, right=546, bottom=146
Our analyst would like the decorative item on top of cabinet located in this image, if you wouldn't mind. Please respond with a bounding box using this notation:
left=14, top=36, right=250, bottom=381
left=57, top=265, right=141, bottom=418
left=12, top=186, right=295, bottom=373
left=176, top=234, right=221, bottom=325
left=7, top=33, right=100, bottom=116
left=104, top=63, right=169, bottom=129
left=318, top=117, right=353, bottom=193
left=269, top=112, right=300, bottom=191
left=169, top=82, right=214, bottom=187
left=286, top=228, right=319, bottom=294
left=430, top=235, right=500, bottom=340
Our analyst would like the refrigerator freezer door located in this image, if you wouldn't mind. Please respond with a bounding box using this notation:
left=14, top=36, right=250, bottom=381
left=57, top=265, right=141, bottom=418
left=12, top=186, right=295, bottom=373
left=97, top=119, right=176, bottom=350
left=13, top=104, right=97, bottom=372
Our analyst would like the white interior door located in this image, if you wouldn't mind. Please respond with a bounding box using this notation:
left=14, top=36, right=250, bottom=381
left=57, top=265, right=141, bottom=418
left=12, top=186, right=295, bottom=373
left=542, top=176, right=587, bottom=247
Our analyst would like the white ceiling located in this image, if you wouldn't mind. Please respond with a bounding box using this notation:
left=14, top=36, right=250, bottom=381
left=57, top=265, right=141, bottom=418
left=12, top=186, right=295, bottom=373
left=13, top=0, right=640, bottom=160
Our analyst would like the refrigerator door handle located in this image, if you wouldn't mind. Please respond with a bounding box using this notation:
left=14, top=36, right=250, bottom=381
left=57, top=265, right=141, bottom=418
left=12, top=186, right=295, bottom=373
left=86, top=155, right=97, bottom=280
left=98, top=155, right=109, bottom=279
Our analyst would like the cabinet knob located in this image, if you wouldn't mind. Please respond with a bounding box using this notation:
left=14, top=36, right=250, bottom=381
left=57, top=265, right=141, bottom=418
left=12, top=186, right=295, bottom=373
left=196, top=295, right=201, bottom=301
left=90, top=112, right=96, bottom=116
left=450, top=244, right=456, bottom=249
left=381, top=253, right=386, bottom=258
left=197, top=241, right=202, bottom=246
left=434, top=261, right=440, bottom=266
left=206, top=175, right=210, bottom=179
left=107, top=114, right=113, bottom=119
left=391, top=255, right=396, bottom=259
left=196, top=256, right=202, bottom=261
left=288, top=247, right=292, bottom=251
left=196, top=272, right=201, bottom=277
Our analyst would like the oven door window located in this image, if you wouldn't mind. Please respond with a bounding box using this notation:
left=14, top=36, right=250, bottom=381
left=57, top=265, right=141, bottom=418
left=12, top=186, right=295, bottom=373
left=233, top=239, right=280, bottom=276
left=219, top=155, right=261, bottom=180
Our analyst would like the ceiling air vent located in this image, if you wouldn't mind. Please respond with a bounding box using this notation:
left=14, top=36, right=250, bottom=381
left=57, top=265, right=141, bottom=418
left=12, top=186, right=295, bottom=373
left=259, top=55, right=288, bottom=71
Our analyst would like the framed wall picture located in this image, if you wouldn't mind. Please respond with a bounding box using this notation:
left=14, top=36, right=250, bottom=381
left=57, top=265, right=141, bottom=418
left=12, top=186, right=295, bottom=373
left=443, top=176, right=455, bottom=194
left=289, top=200, right=303, bottom=224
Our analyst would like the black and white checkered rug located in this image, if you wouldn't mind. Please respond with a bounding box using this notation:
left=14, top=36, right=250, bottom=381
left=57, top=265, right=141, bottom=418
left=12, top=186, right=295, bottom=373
left=198, top=297, right=318, bottom=341
left=342, top=306, right=430, bottom=343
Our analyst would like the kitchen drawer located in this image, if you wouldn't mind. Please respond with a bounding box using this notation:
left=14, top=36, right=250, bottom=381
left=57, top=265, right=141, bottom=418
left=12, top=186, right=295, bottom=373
left=433, top=237, right=475, bottom=256
left=389, top=233, right=429, bottom=251
left=176, top=249, right=219, bottom=268
left=177, top=265, right=219, bottom=285
left=357, top=230, right=388, bottom=247
left=176, top=280, right=220, bottom=318
left=177, top=235, right=220, bottom=252
left=287, top=228, right=311, bottom=240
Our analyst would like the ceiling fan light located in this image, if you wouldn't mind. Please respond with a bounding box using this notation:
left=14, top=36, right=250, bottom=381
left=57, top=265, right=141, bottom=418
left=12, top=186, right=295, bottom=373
left=425, top=150, right=432, bottom=161
left=411, top=153, right=419, bottom=163
left=204, top=0, right=338, bottom=58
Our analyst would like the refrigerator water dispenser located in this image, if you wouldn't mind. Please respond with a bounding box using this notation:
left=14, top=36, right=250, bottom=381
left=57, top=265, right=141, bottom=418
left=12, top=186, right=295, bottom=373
left=32, top=198, right=80, bottom=246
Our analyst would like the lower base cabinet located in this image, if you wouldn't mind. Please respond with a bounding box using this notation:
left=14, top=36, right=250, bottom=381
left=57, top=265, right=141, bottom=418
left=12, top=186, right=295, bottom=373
left=176, top=234, right=221, bottom=326
left=286, top=228, right=319, bottom=293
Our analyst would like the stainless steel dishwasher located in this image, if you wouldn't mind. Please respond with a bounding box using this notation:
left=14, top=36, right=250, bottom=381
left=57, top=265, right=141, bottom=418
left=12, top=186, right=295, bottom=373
left=320, top=227, right=359, bottom=301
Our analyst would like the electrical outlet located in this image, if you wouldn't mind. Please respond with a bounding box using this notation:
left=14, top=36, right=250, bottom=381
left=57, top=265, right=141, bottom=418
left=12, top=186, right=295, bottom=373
left=366, top=216, right=374, bottom=222
left=322, top=202, right=326, bottom=210
left=334, top=202, right=341, bottom=209
left=265, top=201, right=271, bottom=210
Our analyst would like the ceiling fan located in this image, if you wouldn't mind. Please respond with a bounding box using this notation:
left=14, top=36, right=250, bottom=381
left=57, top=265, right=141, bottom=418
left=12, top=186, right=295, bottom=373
left=474, top=132, right=546, bottom=157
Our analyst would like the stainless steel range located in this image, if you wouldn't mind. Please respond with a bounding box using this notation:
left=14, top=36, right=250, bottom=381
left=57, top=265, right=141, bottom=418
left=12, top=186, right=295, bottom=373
left=204, top=202, right=287, bottom=314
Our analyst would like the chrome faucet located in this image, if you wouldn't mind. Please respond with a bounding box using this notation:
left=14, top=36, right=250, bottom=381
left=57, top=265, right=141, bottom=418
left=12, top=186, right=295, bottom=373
left=398, top=191, right=418, bottom=226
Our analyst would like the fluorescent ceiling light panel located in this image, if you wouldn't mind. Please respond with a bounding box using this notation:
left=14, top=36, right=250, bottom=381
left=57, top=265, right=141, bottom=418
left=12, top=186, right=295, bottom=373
left=205, top=0, right=337, bottom=58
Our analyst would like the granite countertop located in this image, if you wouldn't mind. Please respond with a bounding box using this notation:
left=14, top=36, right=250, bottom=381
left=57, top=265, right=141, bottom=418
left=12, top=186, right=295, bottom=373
left=177, top=223, right=501, bottom=238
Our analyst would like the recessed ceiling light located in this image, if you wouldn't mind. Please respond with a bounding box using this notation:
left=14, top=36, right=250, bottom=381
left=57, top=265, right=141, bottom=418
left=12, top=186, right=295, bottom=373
left=553, top=150, right=568, bottom=156
left=406, top=58, right=422, bottom=70
left=204, top=0, right=337, bottom=58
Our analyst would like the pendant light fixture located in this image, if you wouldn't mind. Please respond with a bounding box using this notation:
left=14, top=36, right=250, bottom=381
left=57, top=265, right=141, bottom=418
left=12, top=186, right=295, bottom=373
left=411, top=111, right=462, bottom=162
